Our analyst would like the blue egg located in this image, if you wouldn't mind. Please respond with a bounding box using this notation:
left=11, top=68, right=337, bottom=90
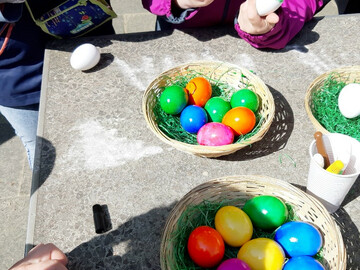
left=274, top=221, right=323, bottom=257
left=283, top=256, right=325, bottom=270
left=180, top=105, right=208, bottom=133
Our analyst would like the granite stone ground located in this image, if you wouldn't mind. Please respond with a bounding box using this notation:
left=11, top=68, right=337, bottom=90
left=0, top=0, right=356, bottom=269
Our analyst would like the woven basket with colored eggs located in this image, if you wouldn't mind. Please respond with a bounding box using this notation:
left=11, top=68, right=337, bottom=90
left=305, top=66, right=360, bottom=141
left=160, top=175, right=346, bottom=270
left=142, top=61, right=275, bottom=158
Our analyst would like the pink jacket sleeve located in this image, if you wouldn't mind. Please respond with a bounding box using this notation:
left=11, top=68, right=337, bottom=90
left=142, top=0, right=172, bottom=17
left=235, top=0, right=323, bottom=49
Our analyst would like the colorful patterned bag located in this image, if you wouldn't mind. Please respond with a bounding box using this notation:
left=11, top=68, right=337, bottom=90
left=25, top=0, right=116, bottom=39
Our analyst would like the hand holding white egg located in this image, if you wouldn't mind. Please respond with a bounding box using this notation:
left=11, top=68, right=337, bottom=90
left=338, top=83, right=360, bottom=118
left=70, top=43, right=100, bottom=71
left=238, top=0, right=279, bottom=35
left=256, top=0, right=283, bottom=16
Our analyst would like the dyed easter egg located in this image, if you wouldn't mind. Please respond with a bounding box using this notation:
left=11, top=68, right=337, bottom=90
left=197, top=123, right=234, bottom=146
left=338, top=83, right=360, bottom=118
left=70, top=43, right=100, bottom=71
left=186, top=77, right=212, bottom=107
left=187, top=226, right=225, bottom=268
left=215, top=206, right=253, bottom=247
left=242, top=195, right=288, bottom=230
left=274, top=221, right=323, bottom=257
left=159, top=85, right=188, bottom=115
left=204, top=97, right=231, bottom=122
left=180, top=105, right=208, bottom=133
left=237, top=238, right=285, bottom=270
left=230, top=89, right=259, bottom=113
left=222, top=107, right=256, bottom=136
left=217, top=258, right=251, bottom=270
left=283, top=256, right=325, bottom=270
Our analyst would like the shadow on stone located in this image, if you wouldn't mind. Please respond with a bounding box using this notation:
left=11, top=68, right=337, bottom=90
left=31, top=137, right=56, bottom=195
left=67, top=204, right=175, bottom=270
left=332, top=208, right=360, bottom=268
left=219, top=86, right=294, bottom=162
left=0, top=114, right=15, bottom=145
left=342, top=175, right=360, bottom=207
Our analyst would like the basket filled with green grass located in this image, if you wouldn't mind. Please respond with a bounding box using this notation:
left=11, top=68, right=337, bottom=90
left=142, top=61, right=275, bottom=158
left=160, top=175, right=346, bottom=270
left=305, top=66, right=360, bottom=141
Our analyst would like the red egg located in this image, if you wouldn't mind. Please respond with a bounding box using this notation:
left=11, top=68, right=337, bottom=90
left=187, top=226, right=225, bottom=268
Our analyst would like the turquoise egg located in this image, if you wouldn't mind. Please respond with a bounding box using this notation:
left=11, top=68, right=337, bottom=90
left=283, top=256, right=325, bottom=270
left=274, top=221, right=323, bottom=257
left=180, top=105, right=208, bottom=133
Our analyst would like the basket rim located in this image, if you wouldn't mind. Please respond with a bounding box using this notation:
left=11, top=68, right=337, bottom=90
left=160, top=175, right=346, bottom=270
left=142, top=61, right=276, bottom=157
left=304, top=65, right=360, bottom=134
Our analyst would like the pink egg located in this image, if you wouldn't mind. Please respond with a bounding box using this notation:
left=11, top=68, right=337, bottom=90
left=217, top=258, right=251, bottom=270
left=197, top=122, right=234, bottom=146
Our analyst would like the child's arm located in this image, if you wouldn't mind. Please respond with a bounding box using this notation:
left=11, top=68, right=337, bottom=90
left=236, top=0, right=323, bottom=49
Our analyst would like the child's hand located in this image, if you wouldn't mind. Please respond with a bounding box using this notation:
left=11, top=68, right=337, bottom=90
left=238, top=0, right=279, bottom=35
left=9, top=243, right=68, bottom=270
left=173, top=0, right=215, bottom=9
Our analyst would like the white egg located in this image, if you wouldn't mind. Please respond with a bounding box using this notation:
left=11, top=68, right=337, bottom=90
left=338, top=83, right=360, bottom=118
left=70, top=43, right=100, bottom=71
left=256, top=0, right=283, bottom=16
left=313, top=153, right=324, bottom=168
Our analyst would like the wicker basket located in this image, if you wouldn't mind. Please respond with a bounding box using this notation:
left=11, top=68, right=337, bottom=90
left=160, top=175, right=346, bottom=270
left=142, top=61, right=275, bottom=158
left=305, top=66, right=360, bottom=134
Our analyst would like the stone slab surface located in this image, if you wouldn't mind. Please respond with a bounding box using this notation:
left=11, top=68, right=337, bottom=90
left=0, top=0, right=354, bottom=269
left=30, top=14, right=360, bottom=269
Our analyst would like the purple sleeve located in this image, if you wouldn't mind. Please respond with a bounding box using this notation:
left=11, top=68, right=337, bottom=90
left=142, top=0, right=172, bottom=16
left=142, top=0, right=199, bottom=22
left=235, top=0, right=323, bottom=49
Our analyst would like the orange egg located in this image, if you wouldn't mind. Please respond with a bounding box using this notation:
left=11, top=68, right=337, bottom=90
left=222, top=107, right=256, bottom=136
left=186, top=77, right=212, bottom=107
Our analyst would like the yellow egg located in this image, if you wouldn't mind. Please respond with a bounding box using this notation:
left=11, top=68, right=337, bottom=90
left=214, top=206, right=253, bottom=247
left=237, top=238, right=285, bottom=270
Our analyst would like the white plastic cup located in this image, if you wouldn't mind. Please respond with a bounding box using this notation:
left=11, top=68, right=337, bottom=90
left=306, top=133, right=360, bottom=213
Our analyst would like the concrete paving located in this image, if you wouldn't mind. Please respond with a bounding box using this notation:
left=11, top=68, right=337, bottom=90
left=0, top=2, right=156, bottom=269
left=0, top=0, right=351, bottom=269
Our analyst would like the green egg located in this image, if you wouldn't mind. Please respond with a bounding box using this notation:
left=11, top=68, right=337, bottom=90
left=230, top=89, right=259, bottom=113
left=243, top=195, right=288, bottom=231
left=204, top=97, right=231, bottom=122
left=159, top=85, right=188, bottom=115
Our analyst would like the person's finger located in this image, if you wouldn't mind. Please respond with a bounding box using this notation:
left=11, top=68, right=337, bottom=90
left=266, top=12, right=279, bottom=25
left=246, top=0, right=260, bottom=22
left=25, top=243, right=68, bottom=266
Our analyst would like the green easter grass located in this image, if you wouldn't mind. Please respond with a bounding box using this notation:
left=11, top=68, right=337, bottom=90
left=162, top=199, right=321, bottom=270
left=311, top=73, right=360, bottom=140
left=153, top=69, right=264, bottom=145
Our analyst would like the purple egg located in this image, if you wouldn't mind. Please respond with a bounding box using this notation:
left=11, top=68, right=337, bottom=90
left=217, top=258, right=251, bottom=270
left=197, top=122, right=234, bottom=146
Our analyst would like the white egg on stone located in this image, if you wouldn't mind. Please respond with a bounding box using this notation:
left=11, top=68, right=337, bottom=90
left=70, top=43, right=100, bottom=71
left=256, top=0, right=283, bottom=16
left=338, top=83, right=360, bottom=118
